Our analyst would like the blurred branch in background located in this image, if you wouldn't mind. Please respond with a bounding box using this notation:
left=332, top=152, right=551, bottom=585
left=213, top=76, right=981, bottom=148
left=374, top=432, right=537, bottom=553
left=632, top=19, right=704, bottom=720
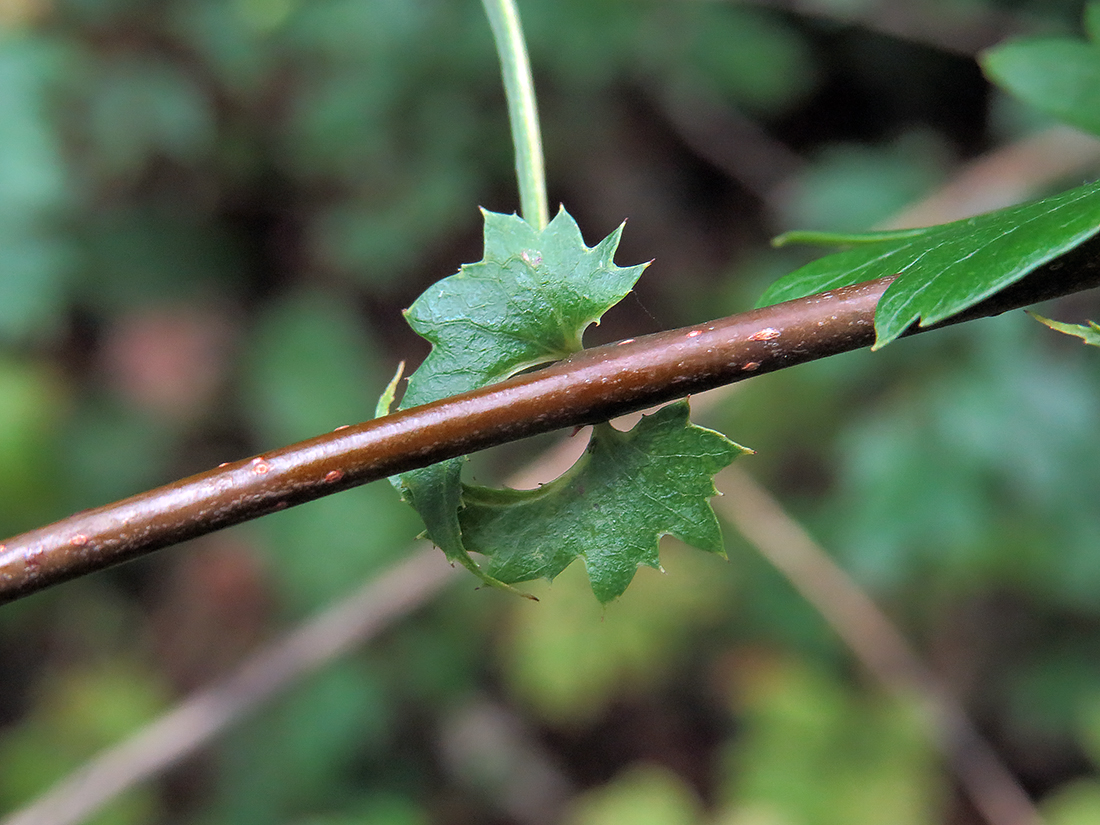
left=656, top=85, right=1100, bottom=229
left=0, top=548, right=456, bottom=825
left=653, top=76, right=805, bottom=202
left=0, top=428, right=597, bottom=825
left=718, top=467, right=1043, bottom=825
left=6, top=102, right=1100, bottom=824
left=882, top=126, right=1100, bottom=228
left=437, top=695, right=576, bottom=825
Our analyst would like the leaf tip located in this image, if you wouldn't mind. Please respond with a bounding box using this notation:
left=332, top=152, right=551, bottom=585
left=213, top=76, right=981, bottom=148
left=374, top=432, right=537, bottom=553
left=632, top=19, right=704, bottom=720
left=375, top=360, right=406, bottom=419
left=1027, top=310, right=1100, bottom=346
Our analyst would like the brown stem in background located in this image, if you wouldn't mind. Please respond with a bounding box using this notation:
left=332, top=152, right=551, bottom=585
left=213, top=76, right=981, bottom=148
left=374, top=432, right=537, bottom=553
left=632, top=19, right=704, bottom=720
left=881, top=127, right=1100, bottom=229
left=3, top=413, right=1042, bottom=825
left=0, top=547, right=457, bottom=825
left=717, top=468, right=1043, bottom=825
left=2, top=244, right=1100, bottom=605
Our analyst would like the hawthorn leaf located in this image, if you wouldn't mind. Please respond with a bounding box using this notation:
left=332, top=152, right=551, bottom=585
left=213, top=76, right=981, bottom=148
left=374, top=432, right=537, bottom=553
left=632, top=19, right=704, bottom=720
left=459, top=402, right=747, bottom=603
left=399, top=206, right=648, bottom=409
left=759, top=178, right=1100, bottom=348
left=1029, top=312, right=1100, bottom=347
left=391, top=207, right=650, bottom=594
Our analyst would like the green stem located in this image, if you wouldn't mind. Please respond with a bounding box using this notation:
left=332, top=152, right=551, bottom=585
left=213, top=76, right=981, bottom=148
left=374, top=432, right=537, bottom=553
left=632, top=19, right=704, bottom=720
left=481, top=0, right=549, bottom=230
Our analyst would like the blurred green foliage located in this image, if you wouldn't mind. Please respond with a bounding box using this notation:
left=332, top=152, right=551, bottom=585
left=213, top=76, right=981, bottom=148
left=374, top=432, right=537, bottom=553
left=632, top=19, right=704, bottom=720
left=2, top=0, right=1100, bottom=823
left=562, top=764, right=703, bottom=825
left=982, top=0, right=1100, bottom=140
left=717, top=659, right=942, bottom=825
left=500, top=543, right=734, bottom=726
left=0, top=593, right=168, bottom=824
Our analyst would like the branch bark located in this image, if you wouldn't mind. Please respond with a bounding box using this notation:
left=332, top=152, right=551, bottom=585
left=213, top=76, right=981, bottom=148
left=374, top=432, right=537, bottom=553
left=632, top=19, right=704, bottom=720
left=2, top=244, right=1099, bottom=605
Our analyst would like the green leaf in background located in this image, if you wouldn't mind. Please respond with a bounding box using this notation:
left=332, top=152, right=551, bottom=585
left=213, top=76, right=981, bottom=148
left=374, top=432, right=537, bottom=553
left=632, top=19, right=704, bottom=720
left=462, top=403, right=745, bottom=603
left=827, top=315, right=1100, bottom=604
left=562, top=763, right=704, bottom=825
left=0, top=36, right=75, bottom=342
left=718, top=659, right=943, bottom=825
left=674, top=5, right=816, bottom=117
left=0, top=357, right=64, bottom=534
left=498, top=542, right=733, bottom=725
left=981, top=3, right=1100, bottom=139
left=208, top=662, right=392, bottom=825
left=775, top=137, right=947, bottom=234
left=759, top=178, right=1100, bottom=347
left=393, top=208, right=741, bottom=601
left=1089, top=1, right=1100, bottom=44
left=1040, top=780, right=1100, bottom=825
left=84, top=54, right=215, bottom=180
left=1029, top=313, right=1100, bottom=347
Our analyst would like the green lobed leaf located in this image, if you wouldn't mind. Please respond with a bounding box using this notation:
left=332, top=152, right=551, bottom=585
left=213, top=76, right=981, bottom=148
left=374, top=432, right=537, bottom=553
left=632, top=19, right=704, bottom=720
left=1029, top=313, right=1100, bottom=347
left=399, top=206, right=647, bottom=408
left=460, top=402, right=746, bottom=603
left=758, top=178, right=1100, bottom=348
left=390, top=207, right=743, bottom=601
left=393, top=207, right=646, bottom=594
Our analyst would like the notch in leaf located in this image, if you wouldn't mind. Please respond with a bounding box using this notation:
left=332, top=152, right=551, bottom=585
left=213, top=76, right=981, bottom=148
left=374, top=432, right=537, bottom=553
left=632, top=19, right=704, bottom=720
left=384, top=207, right=746, bottom=602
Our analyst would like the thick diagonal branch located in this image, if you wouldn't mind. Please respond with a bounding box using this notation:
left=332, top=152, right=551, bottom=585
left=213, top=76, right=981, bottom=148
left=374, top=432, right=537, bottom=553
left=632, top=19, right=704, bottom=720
left=2, top=244, right=1099, bottom=605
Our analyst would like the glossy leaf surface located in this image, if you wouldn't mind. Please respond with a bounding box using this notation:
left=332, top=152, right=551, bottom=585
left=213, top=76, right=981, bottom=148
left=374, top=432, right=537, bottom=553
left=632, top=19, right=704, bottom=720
left=392, top=208, right=742, bottom=601
left=981, top=1, right=1100, bottom=141
left=759, top=179, right=1100, bottom=347
left=461, top=403, right=744, bottom=603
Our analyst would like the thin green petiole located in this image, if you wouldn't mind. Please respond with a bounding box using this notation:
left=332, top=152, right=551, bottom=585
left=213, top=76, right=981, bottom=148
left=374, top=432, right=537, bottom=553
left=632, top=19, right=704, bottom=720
left=481, top=0, right=549, bottom=231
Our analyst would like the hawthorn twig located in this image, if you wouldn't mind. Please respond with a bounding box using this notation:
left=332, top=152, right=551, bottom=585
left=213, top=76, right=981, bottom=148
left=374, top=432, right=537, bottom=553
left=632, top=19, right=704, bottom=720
left=4, top=408, right=1041, bottom=825
left=0, top=429, right=595, bottom=825
left=2, top=244, right=1100, bottom=605
left=0, top=277, right=885, bottom=604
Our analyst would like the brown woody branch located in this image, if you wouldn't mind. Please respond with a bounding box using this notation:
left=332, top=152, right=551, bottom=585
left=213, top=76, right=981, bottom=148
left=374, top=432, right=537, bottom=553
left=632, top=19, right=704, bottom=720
left=2, top=242, right=1099, bottom=605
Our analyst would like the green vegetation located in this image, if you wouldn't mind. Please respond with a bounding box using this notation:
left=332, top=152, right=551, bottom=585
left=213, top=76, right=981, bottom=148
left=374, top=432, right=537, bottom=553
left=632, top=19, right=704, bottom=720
left=4, top=1, right=1100, bottom=824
